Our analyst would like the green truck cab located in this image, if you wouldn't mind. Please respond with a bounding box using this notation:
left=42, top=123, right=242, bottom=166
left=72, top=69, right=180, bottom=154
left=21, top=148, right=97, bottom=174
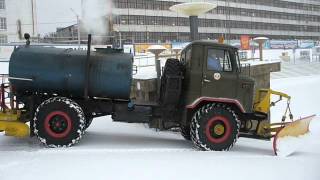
left=180, top=41, right=255, bottom=113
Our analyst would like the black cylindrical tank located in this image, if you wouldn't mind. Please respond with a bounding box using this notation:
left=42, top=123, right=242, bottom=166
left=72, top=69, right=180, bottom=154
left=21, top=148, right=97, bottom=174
left=9, top=46, right=133, bottom=100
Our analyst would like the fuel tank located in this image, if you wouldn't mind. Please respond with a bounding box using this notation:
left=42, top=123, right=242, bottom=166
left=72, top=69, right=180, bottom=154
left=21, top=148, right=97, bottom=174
left=9, top=46, right=133, bottom=100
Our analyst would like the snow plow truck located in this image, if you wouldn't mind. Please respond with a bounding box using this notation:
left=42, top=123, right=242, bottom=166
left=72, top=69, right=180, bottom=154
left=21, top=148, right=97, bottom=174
left=0, top=34, right=314, bottom=154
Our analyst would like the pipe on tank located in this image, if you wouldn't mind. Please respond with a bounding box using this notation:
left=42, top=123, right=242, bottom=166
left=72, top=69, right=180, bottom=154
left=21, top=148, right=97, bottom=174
left=84, top=34, right=92, bottom=99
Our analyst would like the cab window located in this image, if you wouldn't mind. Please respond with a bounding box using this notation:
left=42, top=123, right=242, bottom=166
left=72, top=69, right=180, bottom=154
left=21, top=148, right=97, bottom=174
left=235, top=51, right=241, bottom=72
left=207, top=49, right=232, bottom=72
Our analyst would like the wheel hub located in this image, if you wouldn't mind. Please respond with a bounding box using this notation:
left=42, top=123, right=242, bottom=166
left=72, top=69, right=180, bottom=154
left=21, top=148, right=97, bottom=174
left=49, top=115, right=68, bottom=133
left=205, top=115, right=232, bottom=144
left=44, top=111, right=72, bottom=139
left=213, top=124, right=225, bottom=136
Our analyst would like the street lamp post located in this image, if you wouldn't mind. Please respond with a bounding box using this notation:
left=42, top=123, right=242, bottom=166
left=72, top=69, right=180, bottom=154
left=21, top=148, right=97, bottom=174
left=253, top=37, right=269, bottom=61
left=147, top=45, right=167, bottom=98
left=170, top=2, right=217, bottom=41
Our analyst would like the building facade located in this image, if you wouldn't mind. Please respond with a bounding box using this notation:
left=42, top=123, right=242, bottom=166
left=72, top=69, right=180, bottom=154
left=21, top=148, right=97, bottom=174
left=111, top=0, right=320, bottom=44
left=0, top=0, right=37, bottom=44
left=54, top=24, right=80, bottom=43
left=49, top=23, right=109, bottom=45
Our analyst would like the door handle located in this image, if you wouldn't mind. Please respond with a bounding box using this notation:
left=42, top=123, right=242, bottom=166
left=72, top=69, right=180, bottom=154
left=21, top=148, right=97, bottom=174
left=203, top=79, right=211, bottom=83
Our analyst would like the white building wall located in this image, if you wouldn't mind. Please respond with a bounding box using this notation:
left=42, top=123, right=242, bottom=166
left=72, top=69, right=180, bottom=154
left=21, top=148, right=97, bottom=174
left=113, top=24, right=320, bottom=37
left=0, top=0, right=7, bottom=43
left=113, top=0, right=320, bottom=41
left=157, top=0, right=319, bottom=15
left=0, top=0, right=37, bottom=43
left=113, top=9, right=320, bottom=27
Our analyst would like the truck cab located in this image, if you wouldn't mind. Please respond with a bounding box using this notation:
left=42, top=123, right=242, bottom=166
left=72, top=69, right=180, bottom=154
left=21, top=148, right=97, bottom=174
left=180, top=41, right=255, bottom=113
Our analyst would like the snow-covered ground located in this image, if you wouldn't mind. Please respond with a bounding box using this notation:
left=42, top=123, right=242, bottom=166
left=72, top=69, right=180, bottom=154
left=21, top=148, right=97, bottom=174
left=1, top=55, right=320, bottom=180
left=271, top=75, right=320, bottom=121
left=0, top=76, right=320, bottom=180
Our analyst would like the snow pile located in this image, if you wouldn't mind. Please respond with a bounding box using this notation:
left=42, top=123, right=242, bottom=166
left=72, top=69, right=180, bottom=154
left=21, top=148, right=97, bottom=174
left=276, top=117, right=320, bottom=157
left=309, top=116, right=320, bottom=136
left=271, top=75, right=320, bottom=122
left=133, top=66, right=157, bottom=80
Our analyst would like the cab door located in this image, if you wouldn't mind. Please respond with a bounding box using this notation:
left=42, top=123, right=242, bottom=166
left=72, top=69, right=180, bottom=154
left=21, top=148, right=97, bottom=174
left=201, top=46, right=238, bottom=99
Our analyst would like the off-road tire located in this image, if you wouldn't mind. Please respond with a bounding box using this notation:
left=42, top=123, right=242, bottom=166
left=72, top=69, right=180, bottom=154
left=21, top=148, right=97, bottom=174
left=181, top=125, right=191, bottom=141
left=160, top=58, right=183, bottom=105
left=190, top=103, right=240, bottom=151
left=33, top=97, right=85, bottom=147
left=84, top=118, right=93, bottom=131
left=162, top=58, right=183, bottom=77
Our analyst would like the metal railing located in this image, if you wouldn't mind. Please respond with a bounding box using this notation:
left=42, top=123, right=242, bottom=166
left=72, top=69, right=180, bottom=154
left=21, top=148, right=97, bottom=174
left=0, top=74, right=10, bottom=112
left=0, top=74, right=9, bottom=84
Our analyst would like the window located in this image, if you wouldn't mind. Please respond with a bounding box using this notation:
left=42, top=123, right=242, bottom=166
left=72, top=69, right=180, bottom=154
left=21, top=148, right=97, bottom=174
left=207, top=49, right=232, bottom=72
left=0, top=34, right=7, bottom=44
left=235, top=51, right=241, bottom=72
left=0, top=17, right=6, bottom=30
left=0, top=0, right=5, bottom=9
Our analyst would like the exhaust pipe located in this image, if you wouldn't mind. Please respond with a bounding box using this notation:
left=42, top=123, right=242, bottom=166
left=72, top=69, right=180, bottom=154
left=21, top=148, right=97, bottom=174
left=84, top=34, right=92, bottom=99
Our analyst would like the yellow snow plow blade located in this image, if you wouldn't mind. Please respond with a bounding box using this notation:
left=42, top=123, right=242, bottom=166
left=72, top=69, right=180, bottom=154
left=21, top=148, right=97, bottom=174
left=273, top=115, right=316, bottom=156
left=254, top=89, right=291, bottom=114
left=0, top=112, right=29, bottom=137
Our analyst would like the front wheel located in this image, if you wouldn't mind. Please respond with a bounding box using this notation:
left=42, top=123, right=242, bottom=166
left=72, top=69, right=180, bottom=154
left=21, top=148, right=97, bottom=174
left=180, top=125, right=191, bottom=141
left=33, top=97, right=85, bottom=147
left=190, top=103, right=240, bottom=151
left=84, top=117, right=93, bottom=131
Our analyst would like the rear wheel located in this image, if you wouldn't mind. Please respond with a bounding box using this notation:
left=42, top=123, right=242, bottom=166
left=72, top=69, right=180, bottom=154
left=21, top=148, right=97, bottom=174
left=33, top=97, right=85, bottom=147
left=190, top=103, right=240, bottom=151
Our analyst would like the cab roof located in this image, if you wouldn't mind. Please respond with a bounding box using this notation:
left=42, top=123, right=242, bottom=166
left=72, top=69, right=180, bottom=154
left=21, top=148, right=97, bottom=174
left=183, top=40, right=238, bottom=51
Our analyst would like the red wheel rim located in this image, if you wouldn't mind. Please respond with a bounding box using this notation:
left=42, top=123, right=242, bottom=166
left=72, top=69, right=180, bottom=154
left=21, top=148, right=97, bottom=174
left=44, top=111, right=72, bottom=139
left=205, top=116, right=232, bottom=144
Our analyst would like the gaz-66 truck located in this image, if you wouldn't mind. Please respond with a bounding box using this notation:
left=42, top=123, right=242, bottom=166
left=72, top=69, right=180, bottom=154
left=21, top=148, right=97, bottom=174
left=0, top=35, right=309, bottom=153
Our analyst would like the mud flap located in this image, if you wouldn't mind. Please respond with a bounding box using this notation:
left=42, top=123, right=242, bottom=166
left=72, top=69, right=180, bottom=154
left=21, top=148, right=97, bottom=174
left=273, top=115, right=316, bottom=156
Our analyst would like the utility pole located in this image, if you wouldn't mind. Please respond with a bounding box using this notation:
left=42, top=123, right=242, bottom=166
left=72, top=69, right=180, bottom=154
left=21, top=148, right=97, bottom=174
left=77, top=15, right=81, bottom=48
left=71, top=8, right=81, bottom=49
left=114, top=28, right=122, bottom=49
left=31, top=0, right=37, bottom=36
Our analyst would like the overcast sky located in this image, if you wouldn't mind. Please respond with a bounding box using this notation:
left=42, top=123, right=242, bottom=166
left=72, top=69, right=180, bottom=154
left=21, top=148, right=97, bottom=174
left=37, top=0, right=82, bottom=35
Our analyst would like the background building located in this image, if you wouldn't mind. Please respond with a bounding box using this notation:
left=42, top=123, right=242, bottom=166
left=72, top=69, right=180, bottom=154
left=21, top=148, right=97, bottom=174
left=44, top=24, right=81, bottom=44
left=45, top=23, right=109, bottom=45
left=111, top=0, right=320, bottom=44
left=0, top=0, right=37, bottom=44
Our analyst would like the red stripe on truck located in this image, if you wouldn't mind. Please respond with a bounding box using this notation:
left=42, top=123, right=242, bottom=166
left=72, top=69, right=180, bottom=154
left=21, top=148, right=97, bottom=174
left=186, top=97, right=245, bottom=113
